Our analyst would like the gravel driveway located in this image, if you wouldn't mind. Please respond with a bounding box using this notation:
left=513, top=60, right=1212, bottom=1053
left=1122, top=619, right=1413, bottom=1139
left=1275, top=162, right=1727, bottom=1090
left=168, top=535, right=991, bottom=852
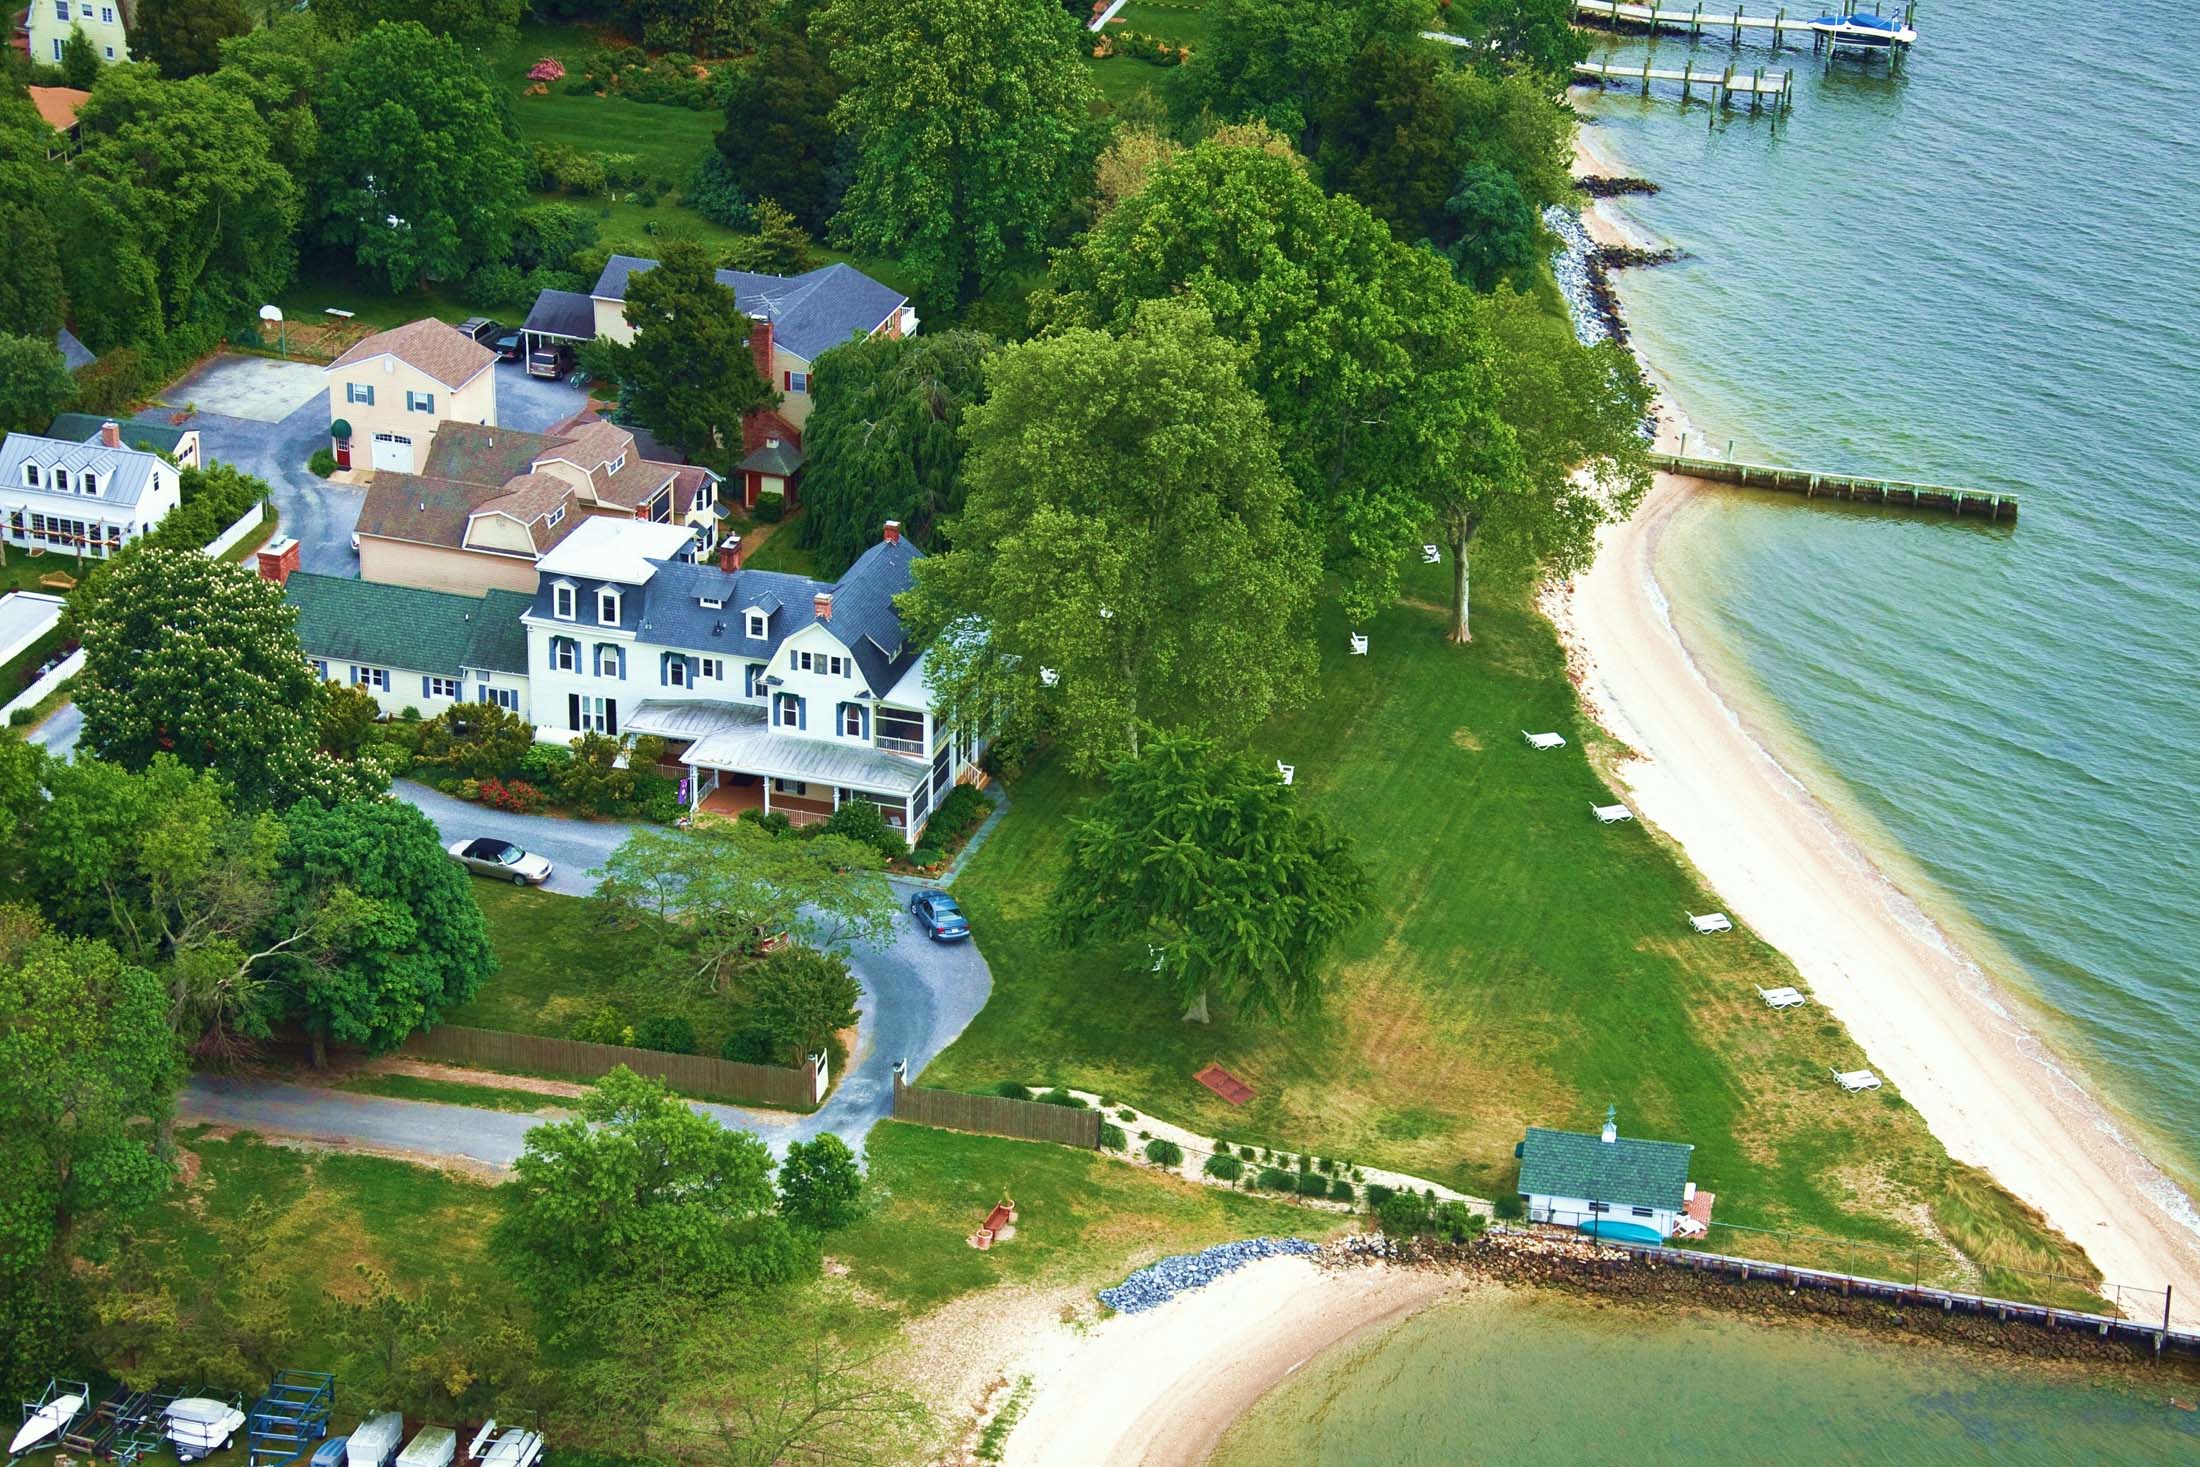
left=183, top=786, right=997, bottom=1162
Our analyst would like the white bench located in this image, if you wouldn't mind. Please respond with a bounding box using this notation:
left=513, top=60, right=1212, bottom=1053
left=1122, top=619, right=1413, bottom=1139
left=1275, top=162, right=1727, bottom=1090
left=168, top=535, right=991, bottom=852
left=1687, top=911, right=1733, bottom=934
left=1758, top=985, right=1806, bottom=1009
left=1592, top=803, right=1634, bottom=824
left=1523, top=730, right=1565, bottom=750
left=1831, top=1067, right=1881, bottom=1092
left=1277, top=761, right=1295, bottom=786
left=1349, top=633, right=1368, bottom=655
left=1422, top=544, right=1441, bottom=564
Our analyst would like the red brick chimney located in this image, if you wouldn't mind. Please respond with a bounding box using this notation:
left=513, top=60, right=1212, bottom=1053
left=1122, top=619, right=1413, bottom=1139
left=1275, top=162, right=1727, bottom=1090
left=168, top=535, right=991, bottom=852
left=749, top=318, right=774, bottom=382
left=256, top=535, right=300, bottom=585
left=100, top=420, right=121, bottom=448
left=882, top=520, right=901, bottom=544
left=813, top=590, right=832, bottom=622
left=718, top=534, right=744, bottom=572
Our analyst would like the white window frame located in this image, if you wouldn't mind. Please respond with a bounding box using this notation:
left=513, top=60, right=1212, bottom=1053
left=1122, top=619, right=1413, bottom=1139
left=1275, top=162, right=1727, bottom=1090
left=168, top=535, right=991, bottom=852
left=51, top=38, right=62, bottom=60
left=775, top=694, right=801, bottom=729
left=745, top=610, right=768, bottom=639
left=81, top=472, right=97, bottom=496
left=598, top=587, right=621, bottom=624
left=552, top=583, right=576, bottom=620
left=796, top=650, right=812, bottom=673
left=607, top=451, right=627, bottom=475
left=699, top=595, right=724, bottom=610
left=22, top=464, right=38, bottom=487
left=347, top=382, right=375, bottom=406
left=595, top=643, right=622, bottom=678
left=51, top=468, right=68, bottom=491
left=788, top=371, right=809, bottom=393
left=546, top=504, right=566, bottom=529
left=427, top=676, right=461, bottom=699
left=666, top=658, right=689, bottom=688
left=699, top=656, right=723, bottom=681
left=841, top=704, right=863, bottom=738
left=577, top=696, right=612, bottom=734
left=52, top=1, right=66, bottom=21
left=551, top=638, right=577, bottom=672
left=773, top=778, right=809, bottom=796
left=406, top=389, right=436, bottom=414
left=351, top=665, right=390, bottom=692
left=483, top=686, right=519, bottom=712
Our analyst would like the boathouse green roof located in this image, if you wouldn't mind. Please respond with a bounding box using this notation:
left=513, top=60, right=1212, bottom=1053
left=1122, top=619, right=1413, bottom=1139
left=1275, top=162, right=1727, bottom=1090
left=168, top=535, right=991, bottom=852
left=1516, top=1123, right=1693, bottom=1211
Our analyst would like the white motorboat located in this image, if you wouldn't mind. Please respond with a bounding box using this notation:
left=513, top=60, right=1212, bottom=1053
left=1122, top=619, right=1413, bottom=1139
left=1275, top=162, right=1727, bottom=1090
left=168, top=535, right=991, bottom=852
left=164, top=1398, right=247, bottom=1463
left=1806, top=9, right=1917, bottom=48
left=346, top=1413, right=405, bottom=1467
left=477, top=1429, right=542, bottom=1467
left=10, top=1393, right=85, bottom=1456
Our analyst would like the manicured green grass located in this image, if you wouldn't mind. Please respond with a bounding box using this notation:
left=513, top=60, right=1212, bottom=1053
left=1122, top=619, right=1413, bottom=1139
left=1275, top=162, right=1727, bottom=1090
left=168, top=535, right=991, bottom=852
left=926, top=559, right=2098, bottom=1294
left=274, top=268, right=517, bottom=332
left=333, top=1070, right=571, bottom=1114
left=496, top=21, right=725, bottom=184
left=739, top=522, right=819, bottom=577
left=834, top=1121, right=1331, bottom=1316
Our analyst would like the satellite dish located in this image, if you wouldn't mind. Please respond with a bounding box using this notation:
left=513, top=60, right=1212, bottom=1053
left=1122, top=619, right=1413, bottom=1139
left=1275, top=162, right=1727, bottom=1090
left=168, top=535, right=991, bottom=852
left=259, top=304, right=284, bottom=323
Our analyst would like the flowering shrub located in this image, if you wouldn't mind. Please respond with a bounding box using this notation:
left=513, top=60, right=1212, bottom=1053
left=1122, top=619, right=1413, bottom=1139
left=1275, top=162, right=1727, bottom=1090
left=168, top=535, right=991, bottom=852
left=478, top=777, right=548, bottom=813
left=528, top=56, right=566, bottom=82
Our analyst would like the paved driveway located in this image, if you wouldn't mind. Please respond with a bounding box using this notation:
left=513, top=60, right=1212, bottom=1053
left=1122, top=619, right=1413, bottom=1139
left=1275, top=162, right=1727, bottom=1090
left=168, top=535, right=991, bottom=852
left=400, top=778, right=632, bottom=897
left=168, top=356, right=327, bottom=423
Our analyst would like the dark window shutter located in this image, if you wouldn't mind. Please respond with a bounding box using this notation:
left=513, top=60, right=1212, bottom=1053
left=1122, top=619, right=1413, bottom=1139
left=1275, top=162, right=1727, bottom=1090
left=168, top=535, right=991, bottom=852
left=568, top=693, right=580, bottom=731
left=606, top=699, right=618, bottom=736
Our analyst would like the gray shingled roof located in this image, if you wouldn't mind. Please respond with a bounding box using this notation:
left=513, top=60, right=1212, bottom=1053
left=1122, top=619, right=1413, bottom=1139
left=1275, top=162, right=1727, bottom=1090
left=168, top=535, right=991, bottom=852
left=55, top=327, right=95, bottom=372
left=1516, top=1123, right=1693, bottom=1212
left=589, top=255, right=907, bottom=361
left=0, top=431, right=163, bottom=506
left=522, top=288, right=595, bottom=341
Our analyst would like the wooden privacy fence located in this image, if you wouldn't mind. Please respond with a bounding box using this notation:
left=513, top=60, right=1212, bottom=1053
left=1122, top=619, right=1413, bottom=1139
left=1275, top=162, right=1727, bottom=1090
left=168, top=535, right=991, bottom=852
left=403, top=1024, right=823, bottom=1110
left=890, top=1064, right=1102, bottom=1147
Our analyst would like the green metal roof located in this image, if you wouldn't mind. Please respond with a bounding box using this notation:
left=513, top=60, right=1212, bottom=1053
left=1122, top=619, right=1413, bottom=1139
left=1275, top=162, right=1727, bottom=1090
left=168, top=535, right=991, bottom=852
left=284, top=572, right=503, bottom=680
left=1517, top=1121, right=1693, bottom=1211
left=46, top=411, right=190, bottom=455
left=465, top=589, right=534, bottom=674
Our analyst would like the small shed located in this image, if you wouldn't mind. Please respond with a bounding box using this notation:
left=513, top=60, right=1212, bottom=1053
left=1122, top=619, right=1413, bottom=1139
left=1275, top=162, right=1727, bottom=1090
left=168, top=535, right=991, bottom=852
left=1515, top=1107, right=1695, bottom=1242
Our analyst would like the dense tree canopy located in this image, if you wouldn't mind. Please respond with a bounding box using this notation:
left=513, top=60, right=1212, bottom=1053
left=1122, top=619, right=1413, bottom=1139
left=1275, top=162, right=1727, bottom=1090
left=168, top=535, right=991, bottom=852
left=817, top=0, right=1098, bottom=301
left=1051, top=729, right=1371, bottom=1023
left=314, top=22, right=528, bottom=290
left=796, top=329, right=994, bottom=574
left=74, top=549, right=382, bottom=810
left=1444, top=161, right=1543, bottom=292
left=211, top=14, right=346, bottom=180
left=587, top=240, right=776, bottom=460
left=133, top=0, right=253, bottom=79
left=777, top=1135, right=864, bottom=1233
left=716, top=9, right=844, bottom=232
left=745, top=946, right=861, bottom=1066
left=1044, top=141, right=1500, bottom=617
left=1178, top=0, right=1426, bottom=155
left=0, top=102, right=69, bottom=338
left=903, top=299, right=1320, bottom=770
left=0, top=333, right=74, bottom=437
left=0, top=907, right=182, bottom=1389
left=1449, top=0, right=1589, bottom=75
left=496, top=1067, right=806, bottom=1309
left=308, top=0, right=522, bottom=52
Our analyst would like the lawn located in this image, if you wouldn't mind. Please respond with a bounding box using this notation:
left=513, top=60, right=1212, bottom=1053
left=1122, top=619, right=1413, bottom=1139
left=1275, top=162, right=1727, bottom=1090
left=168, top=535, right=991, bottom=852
left=925, top=558, right=2099, bottom=1299
left=802, top=1121, right=1328, bottom=1316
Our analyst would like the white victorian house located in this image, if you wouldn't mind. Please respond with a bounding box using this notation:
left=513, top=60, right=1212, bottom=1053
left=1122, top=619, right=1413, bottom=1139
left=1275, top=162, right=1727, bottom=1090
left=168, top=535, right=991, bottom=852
left=521, top=516, right=978, bottom=842
left=0, top=423, right=180, bottom=560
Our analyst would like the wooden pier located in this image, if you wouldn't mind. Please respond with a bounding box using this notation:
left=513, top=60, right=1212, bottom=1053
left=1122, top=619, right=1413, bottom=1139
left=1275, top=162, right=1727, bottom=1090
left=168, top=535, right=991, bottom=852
left=1573, top=58, right=1795, bottom=108
left=1653, top=452, right=2019, bottom=522
left=1574, top=0, right=1918, bottom=51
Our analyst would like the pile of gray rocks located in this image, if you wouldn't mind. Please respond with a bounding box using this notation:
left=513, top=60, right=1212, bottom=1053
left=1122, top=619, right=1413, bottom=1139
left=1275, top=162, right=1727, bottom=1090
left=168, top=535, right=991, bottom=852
left=1098, top=1236, right=1321, bottom=1315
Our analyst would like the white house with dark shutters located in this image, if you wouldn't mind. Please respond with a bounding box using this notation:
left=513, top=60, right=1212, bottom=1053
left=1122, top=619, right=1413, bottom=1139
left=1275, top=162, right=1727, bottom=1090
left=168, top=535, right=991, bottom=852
left=520, top=515, right=978, bottom=842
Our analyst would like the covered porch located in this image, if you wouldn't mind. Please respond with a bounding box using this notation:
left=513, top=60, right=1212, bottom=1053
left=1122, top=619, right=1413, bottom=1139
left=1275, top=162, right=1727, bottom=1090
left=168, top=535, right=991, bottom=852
left=685, top=722, right=929, bottom=845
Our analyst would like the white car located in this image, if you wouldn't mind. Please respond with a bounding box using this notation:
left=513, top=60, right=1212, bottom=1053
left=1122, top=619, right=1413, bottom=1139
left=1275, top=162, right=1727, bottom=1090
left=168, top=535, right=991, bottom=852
left=446, top=836, right=554, bottom=886
left=165, top=1398, right=247, bottom=1463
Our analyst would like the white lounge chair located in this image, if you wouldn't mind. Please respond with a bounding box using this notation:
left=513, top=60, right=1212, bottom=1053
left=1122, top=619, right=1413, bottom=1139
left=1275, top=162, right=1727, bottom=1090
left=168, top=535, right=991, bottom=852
left=1687, top=911, right=1733, bottom=934
left=1039, top=666, right=1060, bottom=687
left=1147, top=944, right=1166, bottom=973
left=1758, top=985, right=1806, bottom=1010
left=1349, top=633, right=1369, bottom=655
left=1831, top=1067, right=1881, bottom=1092
left=1277, top=761, right=1295, bottom=786
left=1422, top=544, right=1441, bottom=563
left=1592, top=803, right=1633, bottom=824
left=1523, top=730, right=1566, bottom=750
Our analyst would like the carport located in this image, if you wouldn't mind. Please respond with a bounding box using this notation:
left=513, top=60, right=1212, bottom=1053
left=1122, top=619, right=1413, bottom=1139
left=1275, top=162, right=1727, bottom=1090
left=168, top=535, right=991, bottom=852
left=521, top=289, right=594, bottom=378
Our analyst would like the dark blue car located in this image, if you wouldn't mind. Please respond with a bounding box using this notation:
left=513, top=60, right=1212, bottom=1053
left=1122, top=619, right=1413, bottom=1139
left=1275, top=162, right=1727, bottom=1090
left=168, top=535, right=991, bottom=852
left=909, top=890, right=971, bottom=942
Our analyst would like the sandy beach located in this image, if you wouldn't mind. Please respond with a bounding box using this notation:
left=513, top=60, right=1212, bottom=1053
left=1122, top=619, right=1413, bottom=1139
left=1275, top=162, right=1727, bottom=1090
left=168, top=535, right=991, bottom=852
left=1554, top=467, right=2200, bottom=1326
left=1000, top=1257, right=1454, bottom=1467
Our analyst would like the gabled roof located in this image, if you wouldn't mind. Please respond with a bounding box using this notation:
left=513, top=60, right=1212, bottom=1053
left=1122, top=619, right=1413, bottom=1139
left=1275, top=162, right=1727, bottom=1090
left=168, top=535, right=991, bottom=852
left=284, top=572, right=509, bottom=680
left=326, top=318, right=496, bottom=390
left=589, top=255, right=907, bottom=361
left=47, top=412, right=191, bottom=456
left=27, top=85, right=87, bottom=132
left=464, top=589, right=535, bottom=674
left=827, top=536, right=924, bottom=694
left=1517, top=1124, right=1693, bottom=1212
left=0, top=431, right=164, bottom=507
left=521, top=288, right=594, bottom=342
left=54, top=327, right=94, bottom=372
left=738, top=438, right=803, bottom=477
left=422, top=422, right=571, bottom=487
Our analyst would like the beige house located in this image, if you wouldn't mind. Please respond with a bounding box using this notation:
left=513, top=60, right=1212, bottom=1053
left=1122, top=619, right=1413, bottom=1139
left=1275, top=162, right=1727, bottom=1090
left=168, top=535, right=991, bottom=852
left=355, top=412, right=722, bottom=596
left=324, top=319, right=497, bottom=476
left=25, top=0, right=130, bottom=67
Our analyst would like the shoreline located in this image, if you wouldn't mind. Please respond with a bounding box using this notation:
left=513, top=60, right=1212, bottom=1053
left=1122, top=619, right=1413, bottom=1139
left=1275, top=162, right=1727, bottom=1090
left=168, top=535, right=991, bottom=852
left=1554, top=125, right=2200, bottom=1322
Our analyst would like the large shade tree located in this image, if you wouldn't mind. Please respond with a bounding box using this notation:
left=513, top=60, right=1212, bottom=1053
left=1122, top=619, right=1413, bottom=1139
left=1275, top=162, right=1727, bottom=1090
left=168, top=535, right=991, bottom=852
left=586, top=240, right=776, bottom=460
left=795, top=329, right=994, bottom=574
left=132, top=0, right=253, bottom=78
left=715, top=7, right=844, bottom=232
left=816, top=0, right=1098, bottom=301
left=314, top=21, right=528, bottom=290
left=901, top=299, right=1320, bottom=771
left=1434, top=288, right=1652, bottom=642
left=1044, top=141, right=1501, bottom=618
left=1177, top=0, right=1426, bottom=155
left=0, top=334, right=75, bottom=437
left=1051, top=728, right=1371, bottom=1023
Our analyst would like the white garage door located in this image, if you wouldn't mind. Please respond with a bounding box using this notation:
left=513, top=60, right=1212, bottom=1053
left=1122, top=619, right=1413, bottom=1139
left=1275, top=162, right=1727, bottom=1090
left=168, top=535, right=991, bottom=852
left=371, top=433, right=414, bottom=473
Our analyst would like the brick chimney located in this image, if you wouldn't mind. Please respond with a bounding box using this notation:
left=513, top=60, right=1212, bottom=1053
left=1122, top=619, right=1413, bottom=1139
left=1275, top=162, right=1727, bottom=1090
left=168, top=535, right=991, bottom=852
left=749, top=318, right=774, bottom=383
left=882, top=520, right=901, bottom=544
left=718, top=534, right=744, bottom=572
left=813, top=590, right=832, bottom=622
left=100, top=420, right=121, bottom=448
left=256, top=535, right=301, bottom=585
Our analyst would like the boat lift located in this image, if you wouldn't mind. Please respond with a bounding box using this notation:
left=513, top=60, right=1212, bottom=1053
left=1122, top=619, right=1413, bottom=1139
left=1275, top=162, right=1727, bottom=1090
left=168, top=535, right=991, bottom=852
left=247, top=1372, right=336, bottom=1467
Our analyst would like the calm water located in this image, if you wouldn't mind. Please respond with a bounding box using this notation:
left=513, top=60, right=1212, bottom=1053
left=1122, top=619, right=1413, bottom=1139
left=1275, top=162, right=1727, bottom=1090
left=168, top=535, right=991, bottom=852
left=1573, top=4, right=2200, bottom=1233
left=1213, top=1289, right=2200, bottom=1464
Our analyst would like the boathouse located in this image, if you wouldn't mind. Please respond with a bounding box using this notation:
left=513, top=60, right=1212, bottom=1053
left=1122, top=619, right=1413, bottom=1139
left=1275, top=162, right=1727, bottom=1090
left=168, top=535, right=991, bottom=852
left=1516, top=1108, right=1697, bottom=1243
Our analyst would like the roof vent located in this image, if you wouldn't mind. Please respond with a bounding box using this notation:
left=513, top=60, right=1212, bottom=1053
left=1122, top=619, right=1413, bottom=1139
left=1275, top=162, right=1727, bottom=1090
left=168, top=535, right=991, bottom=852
left=1601, top=1105, right=1618, bottom=1144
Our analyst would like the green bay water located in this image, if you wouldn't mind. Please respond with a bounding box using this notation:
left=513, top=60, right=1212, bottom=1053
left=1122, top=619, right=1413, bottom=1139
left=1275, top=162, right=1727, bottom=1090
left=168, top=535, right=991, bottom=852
left=1570, top=4, right=2200, bottom=1233
left=1211, top=1288, right=2200, bottom=1464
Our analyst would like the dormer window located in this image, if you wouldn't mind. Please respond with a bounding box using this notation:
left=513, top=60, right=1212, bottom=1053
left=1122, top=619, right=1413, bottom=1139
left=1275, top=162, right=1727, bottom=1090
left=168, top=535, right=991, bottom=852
left=745, top=609, right=768, bottom=639
left=552, top=582, right=576, bottom=620
left=51, top=468, right=68, bottom=492
left=598, top=588, right=622, bottom=623
left=699, top=595, right=724, bottom=610
left=22, top=464, right=38, bottom=487
left=607, top=452, right=627, bottom=475
left=81, top=472, right=97, bottom=496
left=546, top=505, right=566, bottom=529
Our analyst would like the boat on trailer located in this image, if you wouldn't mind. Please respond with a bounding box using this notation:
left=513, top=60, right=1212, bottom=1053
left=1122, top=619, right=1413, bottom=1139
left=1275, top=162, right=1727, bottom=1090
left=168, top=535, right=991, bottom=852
left=466, top=1422, right=542, bottom=1467
left=1807, top=8, right=1917, bottom=49
left=10, top=1383, right=88, bottom=1459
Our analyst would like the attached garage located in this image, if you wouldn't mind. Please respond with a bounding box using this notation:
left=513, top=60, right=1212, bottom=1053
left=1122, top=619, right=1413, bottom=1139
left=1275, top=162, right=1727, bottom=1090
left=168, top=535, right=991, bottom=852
left=372, top=432, right=415, bottom=472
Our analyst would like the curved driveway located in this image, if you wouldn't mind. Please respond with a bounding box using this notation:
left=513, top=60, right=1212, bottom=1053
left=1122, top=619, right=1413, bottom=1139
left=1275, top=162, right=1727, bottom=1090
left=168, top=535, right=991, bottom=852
left=182, top=783, right=993, bottom=1162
